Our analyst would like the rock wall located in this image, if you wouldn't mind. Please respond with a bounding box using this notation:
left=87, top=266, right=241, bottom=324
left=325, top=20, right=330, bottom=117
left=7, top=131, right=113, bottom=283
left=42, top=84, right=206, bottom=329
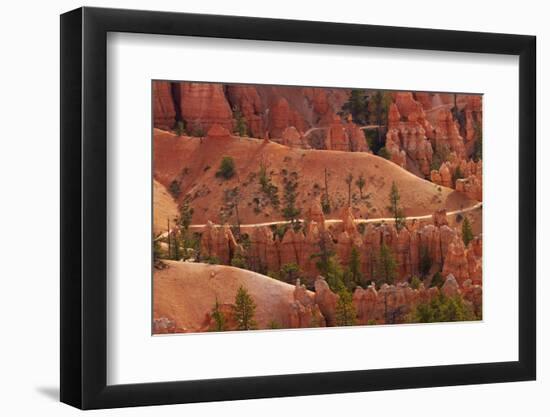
left=199, top=205, right=482, bottom=288
left=153, top=81, right=176, bottom=130
left=176, top=82, right=234, bottom=133
left=385, top=102, right=434, bottom=176
left=153, top=81, right=351, bottom=141
left=430, top=154, right=483, bottom=201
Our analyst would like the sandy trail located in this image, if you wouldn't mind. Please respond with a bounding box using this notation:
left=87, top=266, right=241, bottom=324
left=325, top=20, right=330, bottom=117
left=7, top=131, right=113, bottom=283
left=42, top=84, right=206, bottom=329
left=152, top=201, right=483, bottom=239
left=187, top=202, right=482, bottom=230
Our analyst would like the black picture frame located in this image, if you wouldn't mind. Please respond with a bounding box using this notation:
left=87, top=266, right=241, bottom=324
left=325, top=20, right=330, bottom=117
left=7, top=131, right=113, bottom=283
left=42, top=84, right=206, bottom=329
left=60, top=6, right=536, bottom=410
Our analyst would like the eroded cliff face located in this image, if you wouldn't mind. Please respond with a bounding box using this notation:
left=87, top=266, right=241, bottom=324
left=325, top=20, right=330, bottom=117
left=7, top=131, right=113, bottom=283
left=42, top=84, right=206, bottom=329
left=177, top=83, right=234, bottom=132
left=153, top=82, right=483, bottom=203
left=385, top=101, right=434, bottom=176
left=386, top=92, right=483, bottom=200
left=153, top=81, right=351, bottom=142
left=430, top=154, right=483, bottom=201
left=197, top=203, right=482, bottom=290
left=153, top=81, right=176, bottom=130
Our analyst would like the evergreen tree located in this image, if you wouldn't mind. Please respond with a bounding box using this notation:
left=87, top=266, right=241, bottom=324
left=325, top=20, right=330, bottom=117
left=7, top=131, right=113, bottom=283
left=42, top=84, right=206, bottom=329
left=345, top=172, right=354, bottom=206
left=210, top=298, right=227, bottom=331
left=282, top=174, right=301, bottom=225
left=341, top=89, right=368, bottom=124
left=280, top=263, right=300, bottom=284
left=388, top=181, right=406, bottom=231
left=174, top=120, right=187, bottom=137
left=407, top=294, right=476, bottom=323
left=172, top=230, right=181, bottom=260
left=462, top=216, right=474, bottom=247
left=233, top=286, right=257, bottom=330
left=377, top=146, right=391, bottom=160
left=230, top=251, right=248, bottom=269
left=324, top=256, right=346, bottom=293
left=367, top=91, right=392, bottom=148
left=321, top=167, right=331, bottom=214
left=335, top=288, right=357, bottom=326
left=474, top=121, right=483, bottom=161
left=222, top=186, right=242, bottom=236
left=312, top=232, right=333, bottom=276
left=168, top=180, right=181, bottom=198
left=233, top=108, right=248, bottom=137
left=410, top=276, right=422, bottom=290
left=376, top=243, right=397, bottom=285
left=419, top=245, right=432, bottom=277
left=452, top=166, right=464, bottom=187
left=348, top=246, right=363, bottom=288
left=355, top=174, right=366, bottom=198
left=153, top=234, right=163, bottom=264
left=258, top=163, right=280, bottom=208
left=430, top=271, right=444, bottom=288
left=178, top=198, right=194, bottom=231
left=216, top=156, right=236, bottom=179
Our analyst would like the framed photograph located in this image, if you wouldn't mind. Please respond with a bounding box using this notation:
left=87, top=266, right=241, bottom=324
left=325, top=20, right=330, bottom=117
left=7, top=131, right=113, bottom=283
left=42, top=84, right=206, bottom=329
left=60, top=6, right=536, bottom=409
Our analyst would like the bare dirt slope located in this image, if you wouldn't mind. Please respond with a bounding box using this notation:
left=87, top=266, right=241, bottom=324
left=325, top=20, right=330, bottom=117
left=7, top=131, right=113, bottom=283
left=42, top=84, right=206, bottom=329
left=153, top=179, right=179, bottom=235
left=154, top=261, right=300, bottom=332
left=153, top=129, right=477, bottom=225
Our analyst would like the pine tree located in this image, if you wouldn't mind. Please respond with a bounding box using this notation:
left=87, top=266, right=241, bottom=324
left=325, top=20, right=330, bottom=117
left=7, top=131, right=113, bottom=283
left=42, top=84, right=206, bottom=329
left=419, top=245, right=432, bottom=277
left=345, top=172, right=354, bottom=206
left=210, top=298, right=226, bottom=331
left=376, top=243, right=397, bottom=285
left=233, top=108, right=248, bottom=137
left=355, top=174, right=366, bottom=199
left=335, top=288, right=357, bottom=326
left=462, top=216, right=474, bottom=247
left=452, top=166, right=464, bottom=187
left=280, top=263, right=300, bottom=284
left=174, top=120, right=187, bottom=137
left=282, top=174, right=301, bottom=226
left=341, top=89, right=368, bottom=124
left=474, top=121, right=483, bottom=161
left=348, top=246, right=363, bottom=288
left=216, top=156, right=236, bottom=179
left=178, top=198, right=194, bottom=231
left=430, top=271, right=444, bottom=288
left=233, top=286, right=257, bottom=330
left=368, top=91, right=392, bottom=148
left=388, top=181, right=406, bottom=231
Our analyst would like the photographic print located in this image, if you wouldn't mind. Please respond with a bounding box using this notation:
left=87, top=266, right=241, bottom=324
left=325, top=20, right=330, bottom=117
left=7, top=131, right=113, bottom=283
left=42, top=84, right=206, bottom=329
left=152, top=81, right=483, bottom=334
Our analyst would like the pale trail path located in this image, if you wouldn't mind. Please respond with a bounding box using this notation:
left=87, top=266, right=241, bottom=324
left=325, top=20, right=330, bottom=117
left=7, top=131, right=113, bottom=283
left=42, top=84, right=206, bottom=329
left=302, top=124, right=381, bottom=139
left=186, top=202, right=482, bottom=230
left=155, top=202, right=482, bottom=240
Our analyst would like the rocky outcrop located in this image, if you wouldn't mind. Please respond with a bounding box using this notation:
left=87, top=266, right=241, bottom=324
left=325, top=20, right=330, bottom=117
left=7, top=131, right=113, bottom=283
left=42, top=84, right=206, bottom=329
left=290, top=279, right=326, bottom=328
left=226, top=85, right=265, bottom=137
left=325, top=115, right=348, bottom=151
left=456, top=175, right=483, bottom=201
left=281, top=126, right=306, bottom=148
left=153, top=81, right=176, bottom=130
left=206, top=123, right=232, bottom=139
left=314, top=276, right=339, bottom=326
left=385, top=102, right=434, bottom=175
left=198, top=208, right=481, bottom=288
left=431, top=155, right=482, bottom=201
left=200, top=222, right=243, bottom=264
left=268, top=97, right=307, bottom=139
left=152, top=316, right=180, bottom=334
left=324, top=115, right=369, bottom=152
left=353, top=281, right=440, bottom=324
left=434, top=109, right=466, bottom=159
left=432, top=208, right=449, bottom=227
left=177, top=82, right=234, bottom=132
left=442, top=236, right=470, bottom=285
